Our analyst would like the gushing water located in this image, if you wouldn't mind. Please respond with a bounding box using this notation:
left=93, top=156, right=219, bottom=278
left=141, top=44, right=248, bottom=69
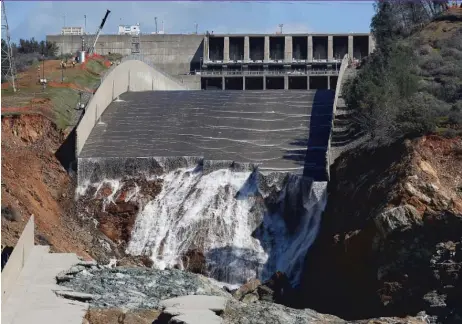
left=78, top=163, right=327, bottom=286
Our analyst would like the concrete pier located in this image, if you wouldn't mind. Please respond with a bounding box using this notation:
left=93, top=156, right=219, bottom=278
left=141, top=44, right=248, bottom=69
left=284, top=36, right=292, bottom=63
left=244, top=36, right=250, bottom=62
left=264, top=36, right=270, bottom=62
left=203, top=36, right=209, bottom=62
left=48, top=32, right=374, bottom=91
left=348, top=35, right=354, bottom=59
left=224, top=36, right=230, bottom=63
left=328, top=36, right=333, bottom=62
left=308, top=35, right=313, bottom=62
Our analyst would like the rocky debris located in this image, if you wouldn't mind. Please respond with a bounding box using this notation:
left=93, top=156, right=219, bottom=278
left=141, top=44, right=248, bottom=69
left=55, top=290, right=96, bottom=302
left=232, top=272, right=295, bottom=305
left=233, top=278, right=261, bottom=301
left=76, top=176, right=163, bottom=261
left=181, top=249, right=207, bottom=275
left=155, top=295, right=227, bottom=324
left=98, top=200, right=139, bottom=244
left=115, top=255, right=154, bottom=268
left=57, top=262, right=431, bottom=324
left=57, top=266, right=230, bottom=309
left=301, top=136, right=462, bottom=321
left=84, top=308, right=160, bottom=324
left=1, top=206, right=21, bottom=222
left=223, top=300, right=344, bottom=324
left=374, top=205, right=423, bottom=239
left=77, top=260, right=98, bottom=267
left=56, top=261, right=105, bottom=283
left=350, top=316, right=428, bottom=324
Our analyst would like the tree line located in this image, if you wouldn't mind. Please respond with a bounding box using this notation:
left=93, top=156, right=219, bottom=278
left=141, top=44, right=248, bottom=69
left=1, top=38, right=60, bottom=82
left=343, top=0, right=462, bottom=146
left=1, top=37, right=59, bottom=59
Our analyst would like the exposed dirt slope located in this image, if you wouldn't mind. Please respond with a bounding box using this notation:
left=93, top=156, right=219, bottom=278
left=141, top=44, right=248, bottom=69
left=1, top=114, right=91, bottom=258
left=301, top=135, right=462, bottom=322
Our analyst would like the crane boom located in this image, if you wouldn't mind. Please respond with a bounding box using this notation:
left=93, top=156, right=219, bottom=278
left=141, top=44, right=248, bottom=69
left=87, top=9, right=111, bottom=54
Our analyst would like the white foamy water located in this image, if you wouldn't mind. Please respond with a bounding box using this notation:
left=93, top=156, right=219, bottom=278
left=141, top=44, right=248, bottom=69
left=78, top=165, right=327, bottom=286
left=121, top=167, right=327, bottom=285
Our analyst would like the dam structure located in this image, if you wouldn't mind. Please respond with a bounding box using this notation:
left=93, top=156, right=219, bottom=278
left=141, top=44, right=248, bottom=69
left=47, top=32, right=374, bottom=90
left=78, top=89, right=335, bottom=183
left=73, top=32, right=358, bottom=285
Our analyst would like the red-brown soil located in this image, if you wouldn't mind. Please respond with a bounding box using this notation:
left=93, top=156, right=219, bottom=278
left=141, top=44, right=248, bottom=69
left=1, top=114, right=91, bottom=259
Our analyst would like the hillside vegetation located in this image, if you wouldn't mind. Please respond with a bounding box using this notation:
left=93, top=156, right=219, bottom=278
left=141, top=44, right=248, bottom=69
left=344, top=2, right=462, bottom=146
left=1, top=57, right=109, bottom=130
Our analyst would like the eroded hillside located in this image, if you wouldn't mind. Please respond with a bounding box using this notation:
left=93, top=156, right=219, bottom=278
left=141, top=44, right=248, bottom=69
left=1, top=114, right=90, bottom=256
left=301, top=135, right=462, bottom=321
left=301, top=10, right=462, bottom=323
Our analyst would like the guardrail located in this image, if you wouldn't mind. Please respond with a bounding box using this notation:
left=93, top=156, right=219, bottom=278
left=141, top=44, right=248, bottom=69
left=198, top=70, right=340, bottom=76
left=2, top=215, right=35, bottom=305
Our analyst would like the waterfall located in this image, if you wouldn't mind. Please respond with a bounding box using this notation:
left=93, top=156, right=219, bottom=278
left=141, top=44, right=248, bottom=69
left=78, top=162, right=327, bottom=286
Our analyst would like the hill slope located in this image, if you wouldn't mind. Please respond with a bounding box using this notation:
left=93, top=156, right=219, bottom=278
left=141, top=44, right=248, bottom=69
left=343, top=10, right=462, bottom=146
left=300, top=11, right=462, bottom=323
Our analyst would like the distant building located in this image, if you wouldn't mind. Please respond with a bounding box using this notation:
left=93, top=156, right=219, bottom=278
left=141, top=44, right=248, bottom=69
left=61, top=27, right=84, bottom=35
left=118, top=24, right=141, bottom=35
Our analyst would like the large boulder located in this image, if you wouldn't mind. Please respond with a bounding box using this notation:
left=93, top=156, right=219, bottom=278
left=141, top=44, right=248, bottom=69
left=232, top=278, right=261, bottom=301
left=232, top=272, right=296, bottom=305
left=374, top=205, right=423, bottom=239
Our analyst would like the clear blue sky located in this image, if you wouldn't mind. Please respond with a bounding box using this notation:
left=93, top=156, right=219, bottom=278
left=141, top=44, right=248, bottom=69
left=4, top=1, right=375, bottom=42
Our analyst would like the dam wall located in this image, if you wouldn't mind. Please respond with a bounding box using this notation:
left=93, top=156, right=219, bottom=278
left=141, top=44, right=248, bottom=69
left=77, top=89, right=334, bottom=184
left=47, top=33, right=374, bottom=91
left=76, top=58, right=185, bottom=157
left=46, top=34, right=204, bottom=76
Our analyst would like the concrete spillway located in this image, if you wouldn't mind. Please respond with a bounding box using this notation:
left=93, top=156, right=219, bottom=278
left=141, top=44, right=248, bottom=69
left=77, top=89, right=334, bottom=284
left=79, top=90, right=334, bottom=181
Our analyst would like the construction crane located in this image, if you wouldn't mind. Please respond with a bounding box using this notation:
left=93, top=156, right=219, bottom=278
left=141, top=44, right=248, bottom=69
left=87, top=9, right=111, bottom=54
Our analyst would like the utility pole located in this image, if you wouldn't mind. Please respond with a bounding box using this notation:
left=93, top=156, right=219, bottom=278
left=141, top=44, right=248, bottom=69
left=62, top=14, right=65, bottom=82
left=278, top=24, right=283, bottom=34
left=84, top=14, right=86, bottom=34
left=194, top=23, right=198, bottom=35
left=155, top=17, right=158, bottom=34
left=1, top=1, right=16, bottom=92
left=41, top=54, right=46, bottom=90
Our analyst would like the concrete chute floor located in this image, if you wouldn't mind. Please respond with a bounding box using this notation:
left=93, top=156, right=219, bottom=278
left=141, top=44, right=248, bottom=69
left=1, top=246, right=88, bottom=324
left=80, top=90, right=334, bottom=175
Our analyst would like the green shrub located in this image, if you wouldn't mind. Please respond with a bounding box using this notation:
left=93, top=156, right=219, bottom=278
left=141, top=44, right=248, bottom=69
left=344, top=3, right=462, bottom=148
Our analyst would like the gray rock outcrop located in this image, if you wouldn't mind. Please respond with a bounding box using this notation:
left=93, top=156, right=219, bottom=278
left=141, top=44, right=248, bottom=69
left=58, top=266, right=230, bottom=309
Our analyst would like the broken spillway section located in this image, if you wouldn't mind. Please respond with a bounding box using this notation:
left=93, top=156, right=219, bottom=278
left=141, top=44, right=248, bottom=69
left=77, top=157, right=327, bottom=286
